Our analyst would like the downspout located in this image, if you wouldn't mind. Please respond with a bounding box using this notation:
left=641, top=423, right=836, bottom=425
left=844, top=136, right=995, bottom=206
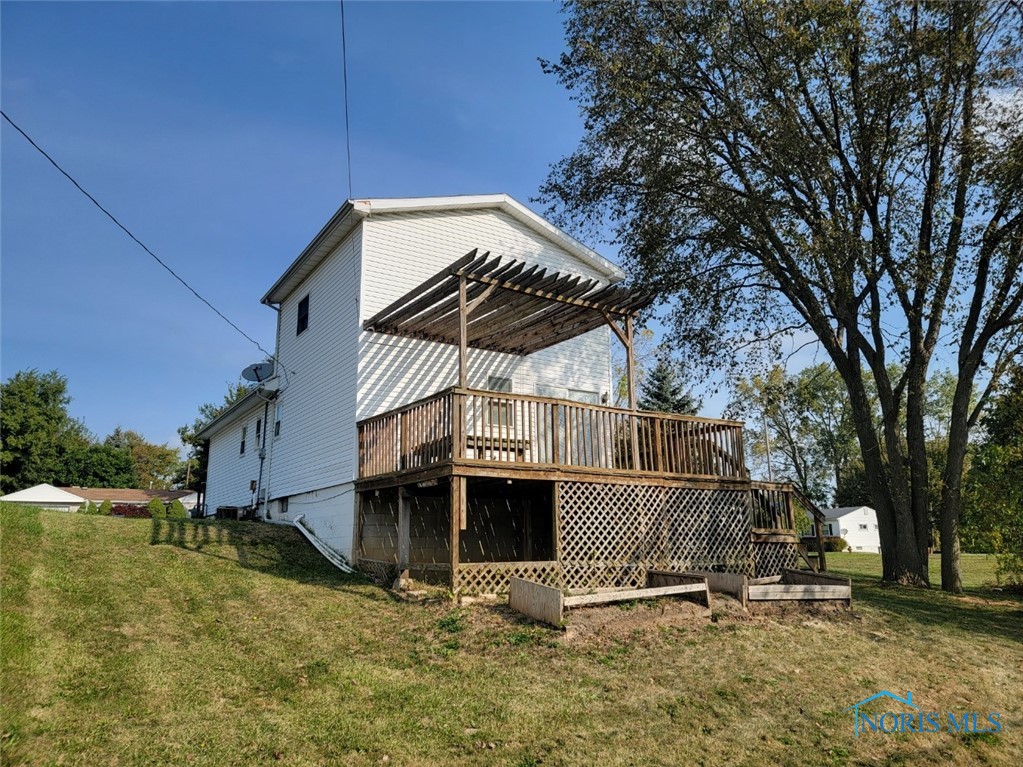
left=254, top=399, right=269, bottom=515
left=292, top=513, right=356, bottom=573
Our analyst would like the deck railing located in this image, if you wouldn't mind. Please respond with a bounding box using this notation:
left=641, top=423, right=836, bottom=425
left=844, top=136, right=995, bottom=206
left=358, top=387, right=746, bottom=480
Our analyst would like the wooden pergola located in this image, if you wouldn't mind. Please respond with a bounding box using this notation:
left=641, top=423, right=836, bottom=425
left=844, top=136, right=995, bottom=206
left=363, top=249, right=656, bottom=408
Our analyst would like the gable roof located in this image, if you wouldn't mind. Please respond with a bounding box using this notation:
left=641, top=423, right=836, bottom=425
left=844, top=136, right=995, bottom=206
left=192, top=386, right=267, bottom=442
left=823, top=506, right=875, bottom=519
left=66, top=487, right=196, bottom=504
left=261, top=194, right=625, bottom=306
left=0, top=483, right=85, bottom=504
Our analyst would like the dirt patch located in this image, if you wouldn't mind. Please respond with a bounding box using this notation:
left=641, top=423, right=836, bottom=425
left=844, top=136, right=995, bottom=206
left=560, top=598, right=710, bottom=644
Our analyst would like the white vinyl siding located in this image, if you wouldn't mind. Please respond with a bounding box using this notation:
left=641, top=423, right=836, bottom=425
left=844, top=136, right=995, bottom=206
left=205, top=407, right=264, bottom=513
left=357, top=209, right=614, bottom=420
left=265, top=227, right=362, bottom=499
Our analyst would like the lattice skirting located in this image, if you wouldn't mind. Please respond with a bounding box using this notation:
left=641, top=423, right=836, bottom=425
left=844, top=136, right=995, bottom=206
left=358, top=558, right=397, bottom=584
left=752, top=542, right=799, bottom=578
left=456, top=560, right=563, bottom=595
left=558, top=483, right=755, bottom=591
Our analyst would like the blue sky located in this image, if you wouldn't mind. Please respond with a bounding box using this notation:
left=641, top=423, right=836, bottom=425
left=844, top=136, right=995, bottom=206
left=2, top=0, right=603, bottom=448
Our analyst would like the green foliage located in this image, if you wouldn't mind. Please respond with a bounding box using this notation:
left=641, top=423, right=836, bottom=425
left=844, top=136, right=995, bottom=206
left=98, top=500, right=112, bottom=516
left=167, top=499, right=188, bottom=520
left=822, top=537, right=849, bottom=553
left=733, top=364, right=857, bottom=506
left=0, top=369, right=89, bottom=494
left=965, top=366, right=1023, bottom=584
left=77, top=501, right=89, bottom=514
left=104, top=427, right=182, bottom=491
left=63, top=443, right=138, bottom=488
left=147, top=498, right=167, bottom=520
left=638, top=358, right=699, bottom=415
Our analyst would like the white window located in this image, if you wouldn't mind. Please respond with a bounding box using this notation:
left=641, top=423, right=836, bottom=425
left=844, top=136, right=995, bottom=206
left=855, top=546, right=863, bottom=550
left=568, top=388, right=599, bottom=404
left=486, top=376, right=513, bottom=426
left=487, top=376, right=512, bottom=393
left=240, top=426, right=247, bottom=456
left=297, top=294, right=309, bottom=335
left=535, top=384, right=599, bottom=404
left=274, top=403, right=282, bottom=437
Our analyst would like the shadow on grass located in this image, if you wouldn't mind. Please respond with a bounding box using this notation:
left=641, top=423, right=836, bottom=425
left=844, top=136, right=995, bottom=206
left=148, top=518, right=389, bottom=599
left=849, top=576, right=1023, bottom=645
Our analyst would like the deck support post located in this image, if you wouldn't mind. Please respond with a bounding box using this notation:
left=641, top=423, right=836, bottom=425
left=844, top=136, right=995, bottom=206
left=814, top=514, right=827, bottom=572
left=449, top=476, right=466, bottom=594
left=397, top=486, right=410, bottom=583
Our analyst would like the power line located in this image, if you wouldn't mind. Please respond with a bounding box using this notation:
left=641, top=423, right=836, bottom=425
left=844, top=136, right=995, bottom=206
left=339, top=0, right=353, bottom=199
left=1, top=109, right=280, bottom=366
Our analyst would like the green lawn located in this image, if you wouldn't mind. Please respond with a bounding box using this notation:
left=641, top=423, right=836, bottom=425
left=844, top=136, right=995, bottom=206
left=2, top=504, right=1021, bottom=767
left=826, top=551, right=1004, bottom=591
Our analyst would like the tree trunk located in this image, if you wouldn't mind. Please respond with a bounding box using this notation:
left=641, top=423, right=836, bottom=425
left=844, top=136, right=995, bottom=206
left=838, top=356, right=928, bottom=585
left=939, top=370, right=976, bottom=594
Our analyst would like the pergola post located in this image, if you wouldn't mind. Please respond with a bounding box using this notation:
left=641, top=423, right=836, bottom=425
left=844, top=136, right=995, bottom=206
left=625, top=314, right=637, bottom=411
left=458, top=274, right=468, bottom=388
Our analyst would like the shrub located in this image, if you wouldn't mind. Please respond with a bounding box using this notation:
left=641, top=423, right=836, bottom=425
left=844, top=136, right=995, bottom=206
left=168, top=499, right=188, bottom=519
left=98, top=500, right=113, bottom=516
left=111, top=504, right=150, bottom=518
left=88, top=502, right=100, bottom=515
left=77, top=501, right=89, bottom=514
left=823, top=536, right=849, bottom=552
left=147, top=498, right=167, bottom=519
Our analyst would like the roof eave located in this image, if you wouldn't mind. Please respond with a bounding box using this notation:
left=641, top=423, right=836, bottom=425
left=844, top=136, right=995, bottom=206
left=260, top=194, right=625, bottom=307
left=193, top=388, right=268, bottom=442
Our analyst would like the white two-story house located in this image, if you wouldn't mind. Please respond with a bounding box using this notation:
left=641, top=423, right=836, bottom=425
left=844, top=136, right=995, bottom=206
left=197, top=195, right=621, bottom=560
left=197, top=194, right=806, bottom=595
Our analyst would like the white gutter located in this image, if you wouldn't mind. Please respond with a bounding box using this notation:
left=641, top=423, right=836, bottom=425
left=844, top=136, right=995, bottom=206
left=292, top=513, right=356, bottom=573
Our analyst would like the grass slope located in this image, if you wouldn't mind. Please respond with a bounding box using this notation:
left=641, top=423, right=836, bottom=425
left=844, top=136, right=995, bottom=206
left=2, top=504, right=1020, bottom=767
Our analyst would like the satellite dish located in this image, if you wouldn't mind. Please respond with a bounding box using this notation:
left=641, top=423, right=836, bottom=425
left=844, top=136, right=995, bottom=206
left=241, top=361, right=275, bottom=383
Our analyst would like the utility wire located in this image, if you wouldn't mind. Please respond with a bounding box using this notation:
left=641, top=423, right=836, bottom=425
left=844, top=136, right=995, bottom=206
left=339, top=0, right=353, bottom=199
left=1, top=109, right=283, bottom=368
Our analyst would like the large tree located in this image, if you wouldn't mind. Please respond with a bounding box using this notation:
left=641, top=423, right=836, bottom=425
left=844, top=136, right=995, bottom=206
left=541, top=0, right=1022, bottom=591
left=104, top=427, right=181, bottom=490
left=732, top=364, right=859, bottom=506
left=0, top=369, right=89, bottom=494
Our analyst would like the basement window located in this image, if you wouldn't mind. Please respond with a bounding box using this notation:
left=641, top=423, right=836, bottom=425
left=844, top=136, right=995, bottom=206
left=297, top=294, right=310, bottom=335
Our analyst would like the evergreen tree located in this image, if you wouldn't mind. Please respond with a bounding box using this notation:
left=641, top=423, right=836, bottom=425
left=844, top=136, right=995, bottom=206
left=637, top=360, right=699, bottom=415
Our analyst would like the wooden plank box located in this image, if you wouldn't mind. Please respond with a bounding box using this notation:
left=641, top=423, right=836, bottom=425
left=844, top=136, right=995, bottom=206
left=509, top=571, right=712, bottom=627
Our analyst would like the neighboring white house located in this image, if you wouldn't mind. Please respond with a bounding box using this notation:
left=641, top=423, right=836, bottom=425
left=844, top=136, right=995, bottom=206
left=822, top=506, right=881, bottom=553
left=196, top=194, right=624, bottom=561
left=0, top=483, right=85, bottom=512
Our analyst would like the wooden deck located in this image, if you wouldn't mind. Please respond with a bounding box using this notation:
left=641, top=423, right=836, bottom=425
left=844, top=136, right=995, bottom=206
left=357, top=387, right=746, bottom=486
